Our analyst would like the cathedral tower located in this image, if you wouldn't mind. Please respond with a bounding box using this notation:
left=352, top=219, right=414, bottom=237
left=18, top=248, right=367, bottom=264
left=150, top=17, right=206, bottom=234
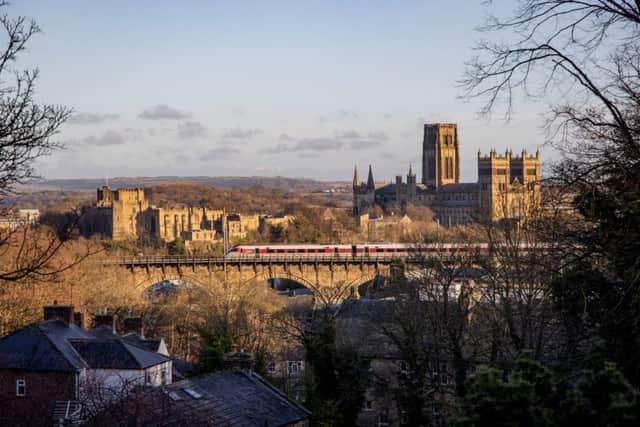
left=422, top=123, right=460, bottom=187
left=407, top=164, right=416, bottom=201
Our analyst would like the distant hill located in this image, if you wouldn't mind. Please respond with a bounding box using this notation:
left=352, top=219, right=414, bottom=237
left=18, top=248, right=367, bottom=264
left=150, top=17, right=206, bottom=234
left=19, top=176, right=349, bottom=193
left=4, top=178, right=352, bottom=213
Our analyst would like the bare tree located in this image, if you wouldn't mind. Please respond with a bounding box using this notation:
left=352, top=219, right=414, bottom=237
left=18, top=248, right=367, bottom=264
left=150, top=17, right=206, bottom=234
left=462, top=0, right=640, bottom=383
left=0, top=2, right=71, bottom=196
left=0, top=4, right=101, bottom=287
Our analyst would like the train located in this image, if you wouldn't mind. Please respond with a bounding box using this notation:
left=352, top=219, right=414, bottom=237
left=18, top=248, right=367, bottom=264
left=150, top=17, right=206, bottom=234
left=224, top=243, right=492, bottom=258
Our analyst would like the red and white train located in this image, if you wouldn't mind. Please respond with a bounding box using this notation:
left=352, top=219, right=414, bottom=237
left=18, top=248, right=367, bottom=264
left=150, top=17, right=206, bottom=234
left=225, top=243, right=492, bottom=258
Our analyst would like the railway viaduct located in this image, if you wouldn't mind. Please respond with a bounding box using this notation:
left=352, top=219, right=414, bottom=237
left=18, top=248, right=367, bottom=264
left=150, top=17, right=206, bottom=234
left=103, top=253, right=420, bottom=302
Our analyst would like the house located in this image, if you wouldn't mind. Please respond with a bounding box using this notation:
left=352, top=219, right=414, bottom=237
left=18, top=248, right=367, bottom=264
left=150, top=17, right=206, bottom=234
left=87, top=369, right=311, bottom=426
left=334, top=298, right=456, bottom=427
left=0, top=305, right=172, bottom=426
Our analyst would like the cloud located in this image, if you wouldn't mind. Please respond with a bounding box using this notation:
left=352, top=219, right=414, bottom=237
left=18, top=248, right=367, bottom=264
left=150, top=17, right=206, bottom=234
left=67, top=112, right=119, bottom=125
left=294, top=137, right=343, bottom=151
left=222, top=128, right=262, bottom=139
left=335, top=130, right=389, bottom=142
left=81, top=130, right=126, bottom=146
left=334, top=130, right=361, bottom=139
left=261, top=143, right=290, bottom=154
left=139, top=104, right=191, bottom=120
left=201, top=145, right=241, bottom=159
left=262, top=130, right=391, bottom=155
left=367, top=131, right=389, bottom=141
left=349, top=139, right=382, bottom=149
left=261, top=137, right=343, bottom=154
left=319, top=109, right=359, bottom=123
left=177, top=121, right=207, bottom=139
left=338, top=109, right=358, bottom=119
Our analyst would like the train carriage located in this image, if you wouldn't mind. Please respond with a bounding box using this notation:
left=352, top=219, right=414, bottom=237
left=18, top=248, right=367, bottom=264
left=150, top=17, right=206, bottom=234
left=225, top=243, right=491, bottom=258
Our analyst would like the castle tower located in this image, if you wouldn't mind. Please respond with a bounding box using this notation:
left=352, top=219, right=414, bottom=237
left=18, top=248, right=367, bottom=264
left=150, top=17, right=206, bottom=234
left=422, top=123, right=460, bottom=187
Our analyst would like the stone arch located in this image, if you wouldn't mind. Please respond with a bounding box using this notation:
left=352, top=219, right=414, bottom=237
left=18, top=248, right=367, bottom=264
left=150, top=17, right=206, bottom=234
left=132, top=270, right=215, bottom=296
left=240, top=270, right=320, bottom=295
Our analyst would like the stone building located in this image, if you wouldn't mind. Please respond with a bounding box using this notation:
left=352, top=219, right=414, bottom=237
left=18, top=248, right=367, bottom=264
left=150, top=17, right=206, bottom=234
left=92, top=186, right=259, bottom=244
left=96, top=187, right=148, bottom=240
left=353, top=123, right=540, bottom=225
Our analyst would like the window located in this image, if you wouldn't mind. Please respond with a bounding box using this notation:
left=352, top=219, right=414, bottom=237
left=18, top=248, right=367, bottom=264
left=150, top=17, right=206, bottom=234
left=527, top=168, right=537, bottom=176
left=364, top=400, right=373, bottom=411
left=16, top=379, right=26, bottom=396
left=268, top=362, right=276, bottom=373
left=400, top=361, right=409, bottom=375
left=400, top=412, right=409, bottom=425
left=183, top=388, right=202, bottom=399
left=287, top=360, right=304, bottom=375
left=378, top=412, right=390, bottom=427
left=161, top=369, right=168, bottom=385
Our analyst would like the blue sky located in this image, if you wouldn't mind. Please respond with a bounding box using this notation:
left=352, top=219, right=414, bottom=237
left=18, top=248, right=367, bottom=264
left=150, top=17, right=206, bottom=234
left=10, top=1, right=548, bottom=182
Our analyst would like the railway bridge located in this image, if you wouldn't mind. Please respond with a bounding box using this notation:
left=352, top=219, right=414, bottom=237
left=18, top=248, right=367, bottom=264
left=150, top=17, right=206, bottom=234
left=102, top=253, right=430, bottom=300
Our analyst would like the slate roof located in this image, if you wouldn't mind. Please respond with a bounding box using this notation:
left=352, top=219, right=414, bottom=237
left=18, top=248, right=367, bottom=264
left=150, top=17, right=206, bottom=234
left=374, top=181, right=480, bottom=200
left=375, top=183, right=398, bottom=195
left=121, top=332, right=163, bottom=353
left=0, top=320, right=94, bottom=371
left=0, top=320, right=170, bottom=372
left=70, top=339, right=170, bottom=369
left=111, top=370, right=311, bottom=426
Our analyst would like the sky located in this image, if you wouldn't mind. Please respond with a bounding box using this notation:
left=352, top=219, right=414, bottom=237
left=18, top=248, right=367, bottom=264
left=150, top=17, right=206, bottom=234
left=9, top=1, right=550, bottom=182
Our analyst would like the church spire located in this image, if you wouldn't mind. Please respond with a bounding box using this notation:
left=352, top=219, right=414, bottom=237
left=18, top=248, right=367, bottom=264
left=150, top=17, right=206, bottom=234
left=408, top=164, right=415, bottom=177
left=352, top=165, right=360, bottom=189
left=367, top=164, right=375, bottom=189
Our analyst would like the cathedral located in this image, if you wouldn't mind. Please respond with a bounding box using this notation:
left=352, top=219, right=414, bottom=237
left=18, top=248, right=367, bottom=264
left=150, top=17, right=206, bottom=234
left=352, top=123, right=540, bottom=226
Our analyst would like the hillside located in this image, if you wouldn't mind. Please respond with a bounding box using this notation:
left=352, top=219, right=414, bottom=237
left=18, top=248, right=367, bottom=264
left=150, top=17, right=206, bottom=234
left=19, top=176, right=350, bottom=193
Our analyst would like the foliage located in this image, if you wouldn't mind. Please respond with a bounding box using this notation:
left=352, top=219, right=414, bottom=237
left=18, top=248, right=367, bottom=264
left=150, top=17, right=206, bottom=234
left=198, top=327, right=235, bottom=372
left=302, top=309, right=371, bottom=427
left=167, top=237, right=187, bottom=255
left=462, top=0, right=640, bottom=387
left=451, top=359, right=640, bottom=427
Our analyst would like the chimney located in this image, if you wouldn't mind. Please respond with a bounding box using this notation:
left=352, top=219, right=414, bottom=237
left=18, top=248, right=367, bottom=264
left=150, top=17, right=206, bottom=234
left=43, top=303, right=74, bottom=324
left=74, top=312, right=84, bottom=329
left=123, top=317, right=144, bottom=337
left=223, top=348, right=254, bottom=371
left=93, top=313, right=117, bottom=332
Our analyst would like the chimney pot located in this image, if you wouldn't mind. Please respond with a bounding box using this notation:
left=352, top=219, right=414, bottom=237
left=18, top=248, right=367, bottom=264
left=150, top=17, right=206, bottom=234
left=74, top=312, right=84, bottom=329
left=123, top=317, right=144, bottom=337
left=222, top=349, right=254, bottom=371
left=43, top=305, right=74, bottom=324
left=93, top=313, right=117, bottom=332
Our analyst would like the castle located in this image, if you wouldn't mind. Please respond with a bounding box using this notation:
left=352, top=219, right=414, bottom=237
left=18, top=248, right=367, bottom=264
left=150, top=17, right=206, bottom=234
left=353, top=123, right=540, bottom=225
left=91, top=186, right=261, bottom=244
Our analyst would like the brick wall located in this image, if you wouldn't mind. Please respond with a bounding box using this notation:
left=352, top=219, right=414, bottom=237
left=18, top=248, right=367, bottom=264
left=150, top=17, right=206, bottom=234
left=0, top=369, right=76, bottom=426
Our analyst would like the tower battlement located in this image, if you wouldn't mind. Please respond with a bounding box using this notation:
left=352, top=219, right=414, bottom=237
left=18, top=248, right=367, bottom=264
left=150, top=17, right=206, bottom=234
left=478, top=148, right=540, bottom=161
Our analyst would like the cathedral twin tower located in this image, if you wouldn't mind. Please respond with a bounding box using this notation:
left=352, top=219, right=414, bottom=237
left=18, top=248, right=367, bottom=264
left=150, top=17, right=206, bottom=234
left=353, top=123, right=540, bottom=225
